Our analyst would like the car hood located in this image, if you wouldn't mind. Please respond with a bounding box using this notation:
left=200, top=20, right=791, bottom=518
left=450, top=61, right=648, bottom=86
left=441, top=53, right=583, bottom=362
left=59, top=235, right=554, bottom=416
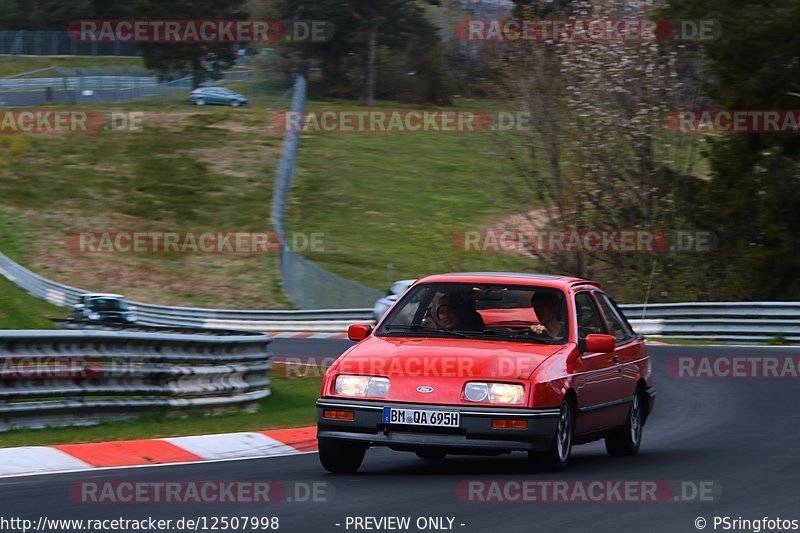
left=335, top=335, right=565, bottom=380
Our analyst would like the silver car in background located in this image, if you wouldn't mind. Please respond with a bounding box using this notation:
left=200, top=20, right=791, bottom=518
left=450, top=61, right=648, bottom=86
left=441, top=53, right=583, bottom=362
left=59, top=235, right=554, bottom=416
left=70, top=293, right=138, bottom=324
left=372, top=279, right=415, bottom=322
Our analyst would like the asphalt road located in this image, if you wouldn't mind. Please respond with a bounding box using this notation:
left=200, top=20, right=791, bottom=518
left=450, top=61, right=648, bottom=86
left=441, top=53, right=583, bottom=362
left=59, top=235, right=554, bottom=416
left=2, top=343, right=799, bottom=533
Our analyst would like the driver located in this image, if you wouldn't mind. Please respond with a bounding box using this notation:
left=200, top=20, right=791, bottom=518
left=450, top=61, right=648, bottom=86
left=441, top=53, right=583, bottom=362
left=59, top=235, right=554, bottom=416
left=529, top=291, right=565, bottom=339
left=425, top=292, right=484, bottom=331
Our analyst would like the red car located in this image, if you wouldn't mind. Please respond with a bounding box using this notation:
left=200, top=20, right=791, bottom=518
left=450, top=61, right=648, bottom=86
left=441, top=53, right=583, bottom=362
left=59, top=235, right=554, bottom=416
left=316, top=272, right=655, bottom=473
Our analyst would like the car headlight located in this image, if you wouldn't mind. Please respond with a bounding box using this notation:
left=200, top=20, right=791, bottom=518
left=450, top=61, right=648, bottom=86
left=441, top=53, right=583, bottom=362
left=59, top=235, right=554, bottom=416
left=88, top=312, right=100, bottom=320
left=335, top=375, right=390, bottom=397
left=464, top=382, right=524, bottom=404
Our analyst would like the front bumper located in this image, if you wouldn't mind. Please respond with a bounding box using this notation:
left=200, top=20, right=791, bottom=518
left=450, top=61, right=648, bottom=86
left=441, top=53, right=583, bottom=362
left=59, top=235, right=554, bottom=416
left=316, top=398, right=560, bottom=453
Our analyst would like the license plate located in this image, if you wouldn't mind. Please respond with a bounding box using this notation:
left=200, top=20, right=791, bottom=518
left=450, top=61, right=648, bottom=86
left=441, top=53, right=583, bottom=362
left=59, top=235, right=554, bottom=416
left=383, top=407, right=460, bottom=427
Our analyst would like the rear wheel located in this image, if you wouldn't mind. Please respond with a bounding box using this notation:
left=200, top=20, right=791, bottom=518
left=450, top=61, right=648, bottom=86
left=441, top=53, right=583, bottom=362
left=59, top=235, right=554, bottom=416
left=605, top=390, right=643, bottom=456
left=318, top=437, right=367, bottom=474
left=415, top=450, right=446, bottom=460
left=529, top=398, right=573, bottom=471
left=231, top=100, right=241, bottom=107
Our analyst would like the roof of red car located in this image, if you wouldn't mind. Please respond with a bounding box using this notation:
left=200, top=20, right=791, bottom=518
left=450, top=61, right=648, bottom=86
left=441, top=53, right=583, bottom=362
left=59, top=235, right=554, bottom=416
left=415, top=272, right=600, bottom=290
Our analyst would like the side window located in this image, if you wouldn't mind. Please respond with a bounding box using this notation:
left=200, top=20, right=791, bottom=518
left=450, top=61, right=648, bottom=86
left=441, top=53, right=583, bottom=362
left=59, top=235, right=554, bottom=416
left=597, top=292, right=636, bottom=341
left=595, top=292, right=635, bottom=343
left=574, top=292, right=607, bottom=338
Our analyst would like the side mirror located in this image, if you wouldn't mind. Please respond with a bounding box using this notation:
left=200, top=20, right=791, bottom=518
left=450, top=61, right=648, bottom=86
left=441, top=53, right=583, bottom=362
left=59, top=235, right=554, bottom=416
left=348, top=323, right=373, bottom=342
left=584, top=334, right=615, bottom=353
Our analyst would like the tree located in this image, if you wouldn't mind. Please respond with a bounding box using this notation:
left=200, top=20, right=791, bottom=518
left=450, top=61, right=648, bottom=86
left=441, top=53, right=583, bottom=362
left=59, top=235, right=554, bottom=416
left=133, top=0, right=248, bottom=87
left=488, top=0, right=707, bottom=301
left=659, top=0, right=800, bottom=299
left=276, top=0, right=448, bottom=104
left=0, top=0, right=90, bottom=30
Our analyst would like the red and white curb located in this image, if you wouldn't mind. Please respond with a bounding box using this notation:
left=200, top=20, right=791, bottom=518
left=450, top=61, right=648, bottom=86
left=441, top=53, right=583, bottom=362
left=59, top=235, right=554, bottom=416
left=0, top=427, right=317, bottom=478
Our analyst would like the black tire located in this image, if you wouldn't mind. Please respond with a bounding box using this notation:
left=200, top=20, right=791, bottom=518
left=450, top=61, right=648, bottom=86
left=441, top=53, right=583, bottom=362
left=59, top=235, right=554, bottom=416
left=605, top=389, right=643, bottom=456
left=415, top=450, right=446, bottom=460
left=529, top=398, right=573, bottom=471
left=318, top=437, right=367, bottom=474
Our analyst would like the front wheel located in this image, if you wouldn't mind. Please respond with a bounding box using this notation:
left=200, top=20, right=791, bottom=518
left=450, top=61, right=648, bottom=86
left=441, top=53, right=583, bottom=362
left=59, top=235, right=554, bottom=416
left=194, top=98, right=206, bottom=106
left=318, top=437, right=367, bottom=474
left=529, top=398, right=573, bottom=471
left=605, top=390, right=643, bottom=456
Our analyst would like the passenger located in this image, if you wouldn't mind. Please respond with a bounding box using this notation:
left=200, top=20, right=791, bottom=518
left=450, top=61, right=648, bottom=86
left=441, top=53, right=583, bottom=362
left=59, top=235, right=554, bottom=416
left=529, top=291, right=565, bottom=339
left=426, top=292, right=485, bottom=331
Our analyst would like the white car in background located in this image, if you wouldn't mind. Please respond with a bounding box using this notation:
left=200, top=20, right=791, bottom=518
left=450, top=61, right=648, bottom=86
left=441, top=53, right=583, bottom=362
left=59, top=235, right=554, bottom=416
left=372, top=279, right=416, bottom=322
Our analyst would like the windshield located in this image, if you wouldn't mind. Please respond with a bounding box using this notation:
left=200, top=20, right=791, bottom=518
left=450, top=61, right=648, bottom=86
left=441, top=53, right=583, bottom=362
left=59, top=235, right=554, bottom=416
left=86, top=298, right=129, bottom=311
left=377, top=282, right=568, bottom=343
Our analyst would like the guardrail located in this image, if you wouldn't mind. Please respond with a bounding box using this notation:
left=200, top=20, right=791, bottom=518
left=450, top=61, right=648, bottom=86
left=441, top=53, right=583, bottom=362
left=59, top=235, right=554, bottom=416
left=0, top=251, right=374, bottom=329
left=2, top=246, right=797, bottom=341
left=0, top=329, right=272, bottom=432
left=0, top=76, right=159, bottom=90
left=623, top=303, right=800, bottom=343
left=269, top=75, right=386, bottom=309
left=0, top=30, right=141, bottom=56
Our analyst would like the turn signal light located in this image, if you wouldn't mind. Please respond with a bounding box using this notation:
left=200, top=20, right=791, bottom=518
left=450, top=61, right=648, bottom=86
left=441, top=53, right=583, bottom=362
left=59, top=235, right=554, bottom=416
left=491, top=419, right=528, bottom=430
left=323, top=409, right=355, bottom=421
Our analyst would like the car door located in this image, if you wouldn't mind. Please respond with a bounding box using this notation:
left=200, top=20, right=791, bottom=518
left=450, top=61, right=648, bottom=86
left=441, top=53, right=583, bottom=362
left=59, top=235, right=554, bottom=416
left=572, top=291, right=625, bottom=434
left=204, top=89, right=220, bottom=104
left=217, top=89, right=233, bottom=104
left=594, top=291, right=646, bottom=404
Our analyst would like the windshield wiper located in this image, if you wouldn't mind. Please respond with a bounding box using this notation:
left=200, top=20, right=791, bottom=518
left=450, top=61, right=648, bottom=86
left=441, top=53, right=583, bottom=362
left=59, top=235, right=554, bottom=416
left=383, top=324, right=469, bottom=338
left=479, top=329, right=559, bottom=344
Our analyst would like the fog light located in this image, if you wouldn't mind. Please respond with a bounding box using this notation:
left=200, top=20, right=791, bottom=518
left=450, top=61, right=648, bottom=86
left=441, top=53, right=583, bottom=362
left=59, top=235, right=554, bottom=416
left=491, top=419, right=528, bottom=429
left=323, top=409, right=355, bottom=421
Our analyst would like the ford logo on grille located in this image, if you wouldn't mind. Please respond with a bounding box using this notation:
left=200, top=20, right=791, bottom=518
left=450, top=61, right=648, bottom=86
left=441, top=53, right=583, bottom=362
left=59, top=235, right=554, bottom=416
left=417, top=386, right=434, bottom=393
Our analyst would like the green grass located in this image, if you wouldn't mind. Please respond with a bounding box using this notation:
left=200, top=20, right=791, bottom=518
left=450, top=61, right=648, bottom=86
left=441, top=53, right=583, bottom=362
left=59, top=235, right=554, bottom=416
left=0, top=275, right=62, bottom=329
left=0, top=95, right=539, bottom=308
left=0, top=103, right=292, bottom=309
left=0, top=57, right=145, bottom=78
left=0, top=375, right=320, bottom=448
left=285, top=100, right=540, bottom=287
